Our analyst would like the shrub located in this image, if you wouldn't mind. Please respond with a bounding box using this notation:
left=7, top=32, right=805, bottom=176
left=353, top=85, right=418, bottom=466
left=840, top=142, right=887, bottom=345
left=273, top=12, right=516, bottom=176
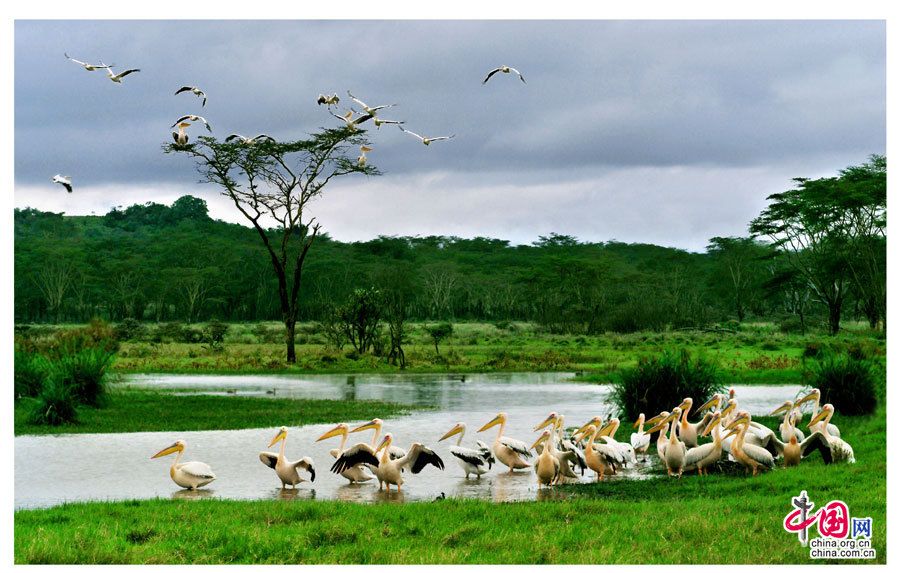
left=808, top=353, right=877, bottom=415
left=427, top=322, right=454, bottom=355
left=29, top=374, right=78, bottom=426
left=50, top=319, right=119, bottom=355
left=153, top=322, right=186, bottom=343
left=14, top=348, right=50, bottom=399
left=114, top=318, right=146, bottom=341
left=203, top=320, right=229, bottom=350
left=778, top=316, right=806, bottom=334
left=803, top=342, right=822, bottom=359
left=611, top=348, right=723, bottom=422
left=52, top=347, right=116, bottom=407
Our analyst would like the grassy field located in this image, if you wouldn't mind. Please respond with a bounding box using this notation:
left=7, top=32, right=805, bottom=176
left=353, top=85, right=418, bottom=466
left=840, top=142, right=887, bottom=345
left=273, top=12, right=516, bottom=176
left=13, top=389, right=420, bottom=436
left=14, top=411, right=884, bottom=564
left=18, top=320, right=880, bottom=384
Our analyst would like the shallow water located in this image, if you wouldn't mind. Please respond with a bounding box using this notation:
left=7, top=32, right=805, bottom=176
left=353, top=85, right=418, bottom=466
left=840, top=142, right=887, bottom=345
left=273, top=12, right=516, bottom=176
left=15, top=373, right=808, bottom=509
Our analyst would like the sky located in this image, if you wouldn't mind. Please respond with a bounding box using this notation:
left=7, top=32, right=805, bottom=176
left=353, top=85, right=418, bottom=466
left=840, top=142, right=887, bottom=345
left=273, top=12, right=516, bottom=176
left=14, top=20, right=885, bottom=251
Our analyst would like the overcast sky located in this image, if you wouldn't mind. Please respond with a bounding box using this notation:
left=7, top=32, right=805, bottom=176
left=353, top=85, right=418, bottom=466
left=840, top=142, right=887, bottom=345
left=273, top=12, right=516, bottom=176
left=14, top=20, right=885, bottom=251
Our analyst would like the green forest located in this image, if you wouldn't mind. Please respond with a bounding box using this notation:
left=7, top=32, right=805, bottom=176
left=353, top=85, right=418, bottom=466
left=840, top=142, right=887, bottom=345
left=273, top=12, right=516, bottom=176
left=15, top=156, right=885, bottom=336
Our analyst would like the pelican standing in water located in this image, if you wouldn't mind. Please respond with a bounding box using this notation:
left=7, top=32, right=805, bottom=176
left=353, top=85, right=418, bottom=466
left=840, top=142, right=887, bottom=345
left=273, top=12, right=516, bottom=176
left=259, top=426, right=315, bottom=488
left=533, top=413, right=585, bottom=479
left=316, top=423, right=376, bottom=483
left=803, top=404, right=855, bottom=464
left=477, top=412, right=532, bottom=472
left=648, top=408, right=687, bottom=477
left=531, top=429, right=561, bottom=487
left=439, top=422, right=494, bottom=478
left=340, top=433, right=443, bottom=492
left=724, top=411, right=775, bottom=476
left=631, top=414, right=651, bottom=460
left=575, top=424, right=619, bottom=481
left=151, top=440, right=215, bottom=490
left=350, top=418, right=407, bottom=461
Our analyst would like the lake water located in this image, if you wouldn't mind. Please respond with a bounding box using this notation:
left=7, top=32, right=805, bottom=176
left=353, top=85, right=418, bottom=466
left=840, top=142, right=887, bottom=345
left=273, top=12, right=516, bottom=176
left=15, top=373, right=808, bottom=509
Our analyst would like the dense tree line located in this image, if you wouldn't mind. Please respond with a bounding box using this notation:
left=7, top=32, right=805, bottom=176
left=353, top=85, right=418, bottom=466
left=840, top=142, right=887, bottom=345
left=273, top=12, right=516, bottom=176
left=15, top=157, right=885, bottom=335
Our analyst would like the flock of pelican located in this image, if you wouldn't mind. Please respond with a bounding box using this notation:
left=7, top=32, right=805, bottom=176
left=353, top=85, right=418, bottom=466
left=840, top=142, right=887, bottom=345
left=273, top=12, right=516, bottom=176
left=55, top=52, right=528, bottom=193
left=150, top=386, right=855, bottom=492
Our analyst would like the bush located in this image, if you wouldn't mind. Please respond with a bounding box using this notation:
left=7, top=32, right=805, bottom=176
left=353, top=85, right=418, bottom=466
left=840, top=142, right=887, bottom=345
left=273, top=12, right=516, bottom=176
left=49, top=319, right=119, bottom=356
left=203, top=320, right=229, bottom=350
left=611, top=348, right=723, bottom=422
left=29, top=374, right=79, bottom=426
left=14, top=348, right=50, bottom=399
left=52, top=347, right=116, bottom=407
left=808, top=353, right=877, bottom=415
left=427, top=322, right=454, bottom=355
left=114, top=318, right=146, bottom=341
left=778, top=316, right=806, bottom=334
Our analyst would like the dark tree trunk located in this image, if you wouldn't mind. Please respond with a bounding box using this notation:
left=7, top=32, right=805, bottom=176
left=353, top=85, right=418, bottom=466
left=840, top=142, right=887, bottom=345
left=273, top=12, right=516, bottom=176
left=285, top=318, right=297, bottom=363
left=827, top=302, right=842, bottom=336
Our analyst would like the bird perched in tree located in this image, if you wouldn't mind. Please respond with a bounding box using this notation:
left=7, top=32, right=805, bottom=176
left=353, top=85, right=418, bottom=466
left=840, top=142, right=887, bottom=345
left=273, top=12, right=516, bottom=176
left=225, top=134, right=276, bottom=145
left=357, top=145, right=373, bottom=166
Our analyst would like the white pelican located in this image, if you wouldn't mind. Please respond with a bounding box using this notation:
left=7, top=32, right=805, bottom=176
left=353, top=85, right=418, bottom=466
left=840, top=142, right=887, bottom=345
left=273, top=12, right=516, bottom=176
left=317, top=93, right=340, bottom=106
left=803, top=404, right=855, bottom=464
left=597, top=417, right=637, bottom=466
left=482, top=65, right=526, bottom=84
left=259, top=426, right=315, bottom=488
left=673, top=398, right=701, bottom=447
left=531, top=429, right=561, bottom=487
left=648, top=408, right=686, bottom=477
left=172, top=122, right=191, bottom=147
left=175, top=86, right=207, bottom=107
left=347, top=91, right=396, bottom=116
left=644, top=411, right=671, bottom=462
left=574, top=418, right=623, bottom=475
left=783, top=417, right=802, bottom=467
left=771, top=400, right=805, bottom=443
left=477, top=412, right=532, bottom=472
left=355, top=433, right=444, bottom=492
left=796, top=388, right=841, bottom=437
left=225, top=134, right=275, bottom=145
left=397, top=125, right=454, bottom=146
left=723, top=411, right=775, bottom=476
left=316, top=423, right=376, bottom=483
left=172, top=115, right=211, bottom=132
left=357, top=145, right=373, bottom=166
left=151, top=440, right=215, bottom=490
left=329, top=110, right=372, bottom=131
left=575, top=424, right=620, bottom=481
left=372, top=117, right=404, bottom=129
left=438, top=422, right=494, bottom=478
left=683, top=412, right=725, bottom=475
left=630, top=414, right=651, bottom=460
left=533, top=413, right=585, bottom=478
left=64, top=53, right=111, bottom=71
left=350, top=418, right=407, bottom=461
left=105, top=66, right=140, bottom=83
left=51, top=174, right=73, bottom=193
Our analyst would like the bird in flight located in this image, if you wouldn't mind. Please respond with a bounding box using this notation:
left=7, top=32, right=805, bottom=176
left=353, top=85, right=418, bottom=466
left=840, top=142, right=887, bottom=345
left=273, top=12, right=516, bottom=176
left=347, top=91, right=396, bottom=116
left=372, top=117, right=404, bottom=129
left=357, top=145, right=373, bottom=166
left=397, top=126, right=455, bottom=146
left=51, top=174, right=73, bottom=193
left=64, top=53, right=112, bottom=72
left=175, top=86, right=207, bottom=107
left=482, top=65, right=526, bottom=85
left=225, top=134, right=276, bottom=145
left=171, top=115, right=212, bottom=132
left=105, top=66, right=141, bottom=83
left=317, top=93, right=340, bottom=106
left=329, top=110, right=373, bottom=131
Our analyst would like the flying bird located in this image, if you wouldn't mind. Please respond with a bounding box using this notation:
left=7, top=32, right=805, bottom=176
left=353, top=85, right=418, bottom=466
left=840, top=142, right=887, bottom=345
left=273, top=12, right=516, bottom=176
left=317, top=93, right=340, bottom=106
left=347, top=91, right=396, bottom=116
left=175, top=86, right=207, bottom=107
left=397, top=125, right=454, bottom=146
left=225, top=134, right=276, bottom=145
left=105, top=66, right=140, bottom=83
left=171, top=115, right=212, bottom=132
left=482, top=65, right=526, bottom=85
left=329, top=110, right=372, bottom=131
left=51, top=174, right=72, bottom=193
left=64, top=53, right=111, bottom=71
left=372, top=117, right=404, bottom=129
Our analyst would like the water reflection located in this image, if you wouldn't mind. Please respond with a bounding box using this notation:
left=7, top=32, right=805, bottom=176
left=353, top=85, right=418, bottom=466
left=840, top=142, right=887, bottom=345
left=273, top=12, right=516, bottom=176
left=172, top=488, right=215, bottom=501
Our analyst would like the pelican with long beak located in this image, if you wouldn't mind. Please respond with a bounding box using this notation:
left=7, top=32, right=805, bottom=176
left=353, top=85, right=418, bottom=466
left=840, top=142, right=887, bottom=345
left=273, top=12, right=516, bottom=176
left=597, top=417, right=637, bottom=466
left=477, top=412, right=532, bottom=472
left=644, top=411, right=671, bottom=462
left=151, top=440, right=215, bottom=490
left=770, top=400, right=806, bottom=443
left=574, top=419, right=624, bottom=475
left=630, top=414, right=651, bottom=460
left=683, top=412, right=725, bottom=475
left=723, top=411, right=775, bottom=476
left=439, top=422, right=494, bottom=478
left=803, top=404, right=855, bottom=464
left=531, top=430, right=561, bottom=487
left=648, top=408, right=686, bottom=477
left=674, top=398, right=705, bottom=447
left=573, top=424, right=619, bottom=481
left=172, top=122, right=191, bottom=147
left=533, top=413, right=585, bottom=478
left=259, top=426, right=315, bottom=488
left=350, top=418, right=407, bottom=461
left=316, top=423, right=376, bottom=483
left=365, top=433, right=444, bottom=492
left=796, top=389, right=842, bottom=438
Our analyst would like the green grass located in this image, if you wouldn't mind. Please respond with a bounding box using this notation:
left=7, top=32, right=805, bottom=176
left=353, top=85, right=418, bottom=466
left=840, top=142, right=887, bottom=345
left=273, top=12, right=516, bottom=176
left=14, top=389, right=421, bottom=436
left=14, top=412, right=885, bottom=564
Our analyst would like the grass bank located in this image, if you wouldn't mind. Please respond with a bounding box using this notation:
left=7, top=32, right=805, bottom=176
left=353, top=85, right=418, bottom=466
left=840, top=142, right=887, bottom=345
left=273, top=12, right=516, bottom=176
left=14, top=389, right=420, bottom=436
left=15, top=412, right=885, bottom=564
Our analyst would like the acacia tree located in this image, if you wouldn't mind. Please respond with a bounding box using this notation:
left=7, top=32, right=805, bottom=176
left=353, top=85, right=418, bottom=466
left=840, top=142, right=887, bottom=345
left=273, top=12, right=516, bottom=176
left=706, top=236, right=770, bottom=322
left=166, top=127, right=378, bottom=362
